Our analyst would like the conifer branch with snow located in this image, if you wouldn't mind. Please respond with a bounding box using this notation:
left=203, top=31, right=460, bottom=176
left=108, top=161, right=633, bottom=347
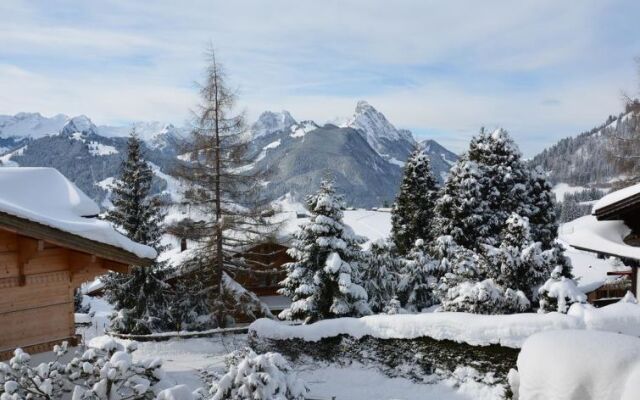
left=279, top=179, right=371, bottom=322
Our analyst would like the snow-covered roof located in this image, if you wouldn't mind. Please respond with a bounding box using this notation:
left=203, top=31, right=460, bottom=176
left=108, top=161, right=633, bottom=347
left=561, top=215, right=640, bottom=261
left=593, top=182, right=640, bottom=213
left=0, top=167, right=156, bottom=260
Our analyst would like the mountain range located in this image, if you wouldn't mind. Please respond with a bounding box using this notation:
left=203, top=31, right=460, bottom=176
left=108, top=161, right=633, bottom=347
left=0, top=102, right=459, bottom=208
left=530, top=107, right=640, bottom=187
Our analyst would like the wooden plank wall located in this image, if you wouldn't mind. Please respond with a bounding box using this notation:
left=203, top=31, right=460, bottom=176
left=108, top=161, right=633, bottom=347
left=0, top=229, right=110, bottom=353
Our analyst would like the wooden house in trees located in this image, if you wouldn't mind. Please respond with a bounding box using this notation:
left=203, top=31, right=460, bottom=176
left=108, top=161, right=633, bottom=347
left=564, top=183, right=640, bottom=303
left=234, top=242, right=292, bottom=296
left=0, top=168, right=156, bottom=360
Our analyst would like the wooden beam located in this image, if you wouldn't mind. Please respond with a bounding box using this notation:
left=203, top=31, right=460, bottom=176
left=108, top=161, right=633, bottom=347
left=103, top=260, right=130, bottom=274
left=17, top=237, right=38, bottom=286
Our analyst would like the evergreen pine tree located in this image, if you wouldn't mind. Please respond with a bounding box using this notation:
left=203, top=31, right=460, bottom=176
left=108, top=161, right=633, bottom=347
left=279, top=179, right=370, bottom=322
left=527, top=166, right=559, bottom=248
left=434, top=158, right=487, bottom=249
left=102, top=131, right=170, bottom=334
left=436, top=128, right=539, bottom=250
left=481, top=213, right=546, bottom=300
left=391, top=148, right=439, bottom=255
left=361, top=239, right=402, bottom=313
left=398, top=239, right=438, bottom=312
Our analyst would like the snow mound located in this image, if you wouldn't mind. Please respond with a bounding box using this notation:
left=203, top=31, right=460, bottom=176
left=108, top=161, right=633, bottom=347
left=156, top=385, right=197, bottom=400
left=0, top=167, right=156, bottom=259
left=250, top=299, right=640, bottom=349
left=516, top=330, right=640, bottom=400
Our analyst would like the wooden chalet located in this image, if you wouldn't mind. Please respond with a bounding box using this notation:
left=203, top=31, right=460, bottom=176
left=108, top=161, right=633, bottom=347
left=234, top=242, right=292, bottom=296
left=564, top=183, right=640, bottom=302
left=0, top=168, right=156, bottom=359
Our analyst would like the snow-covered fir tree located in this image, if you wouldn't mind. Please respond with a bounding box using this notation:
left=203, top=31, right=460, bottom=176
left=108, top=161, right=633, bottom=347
left=431, top=128, right=564, bottom=314
left=526, top=166, right=559, bottom=249
left=436, top=128, right=555, bottom=251
left=102, top=131, right=170, bottom=335
left=431, top=236, right=482, bottom=308
left=482, top=213, right=548, bottom=299
left=391, top=148, right=439, bottom=255
left=361, top=239, right=402, bottom=313
left=436, top=214, right=566, bottom=313
left=434, top=159, right=487, bottom=250
left=279, top=179, right=370, bottom=322
left=398, top=239, right=440, bottom=312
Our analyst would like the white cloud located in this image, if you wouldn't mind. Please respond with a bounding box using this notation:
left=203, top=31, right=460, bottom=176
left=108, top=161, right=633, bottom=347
left=0, top=0, right=638, bottom=156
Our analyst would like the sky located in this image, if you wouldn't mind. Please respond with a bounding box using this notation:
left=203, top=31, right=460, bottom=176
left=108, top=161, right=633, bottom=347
left=1, top=0, right=639, bottom=156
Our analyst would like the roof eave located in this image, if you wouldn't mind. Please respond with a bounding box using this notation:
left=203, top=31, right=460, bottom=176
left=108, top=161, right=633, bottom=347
left=0, top=211, right=154, bottom=267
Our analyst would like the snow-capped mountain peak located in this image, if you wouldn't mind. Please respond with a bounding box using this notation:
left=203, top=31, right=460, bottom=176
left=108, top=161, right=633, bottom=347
left=344, top=101, right=415, bottom=148
left=342, top=100, right=416, bottom=160
left=0, top=112, right=68, bottom=138
left=251, top=110, right=297, bottom=138
left=60, top=115, right=98, bottom=137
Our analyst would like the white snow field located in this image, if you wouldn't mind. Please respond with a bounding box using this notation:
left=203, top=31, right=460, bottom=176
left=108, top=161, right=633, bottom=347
left=515, top=330, right=640, bottom=400
left=249, top=299, right=640, bottom=349
left=0, top=167, right=156, bottom=259
left=72, top=297, right=500, bottom=399
left=551, top=183, right=588, bottom=202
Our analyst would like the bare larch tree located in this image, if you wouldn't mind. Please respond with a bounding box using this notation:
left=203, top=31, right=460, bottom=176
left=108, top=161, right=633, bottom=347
left=171, top=47, right=277, bottom=325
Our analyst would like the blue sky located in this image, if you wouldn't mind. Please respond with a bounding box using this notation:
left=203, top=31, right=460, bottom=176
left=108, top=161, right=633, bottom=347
left=1, top=0, right=639, bottom=156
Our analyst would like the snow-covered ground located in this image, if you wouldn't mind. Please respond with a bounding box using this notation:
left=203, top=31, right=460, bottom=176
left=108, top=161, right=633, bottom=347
left=552, top=183, right=587, bottom=202
left=74, top=296, right=500, bottom=399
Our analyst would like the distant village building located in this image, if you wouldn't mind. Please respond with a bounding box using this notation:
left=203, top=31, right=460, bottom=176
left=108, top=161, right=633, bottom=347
left=564, top=183, right=640, bottom=304
left=0, top=168, right=156, bottom=359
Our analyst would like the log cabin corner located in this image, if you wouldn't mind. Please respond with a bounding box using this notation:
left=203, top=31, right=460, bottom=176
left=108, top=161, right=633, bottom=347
left=0, top=167, right=156, bottom=360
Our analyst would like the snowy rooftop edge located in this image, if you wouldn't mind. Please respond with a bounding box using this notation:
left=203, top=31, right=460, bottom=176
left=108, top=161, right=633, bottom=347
left=0, top=167, right=157, bottom=260
left=593, top=182, right=640, bottom=213
left=561, top=215, right=640, bottom=261
left=249, top=301, right=640, bottom=349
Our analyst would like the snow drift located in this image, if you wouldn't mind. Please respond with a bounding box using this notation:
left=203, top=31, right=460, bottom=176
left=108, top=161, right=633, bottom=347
left=250, top=298, right=640, bottom=349
left=515, top=330, right=640, bottom=400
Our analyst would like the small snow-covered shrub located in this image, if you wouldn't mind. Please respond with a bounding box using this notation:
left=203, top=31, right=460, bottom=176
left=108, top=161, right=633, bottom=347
left=0, top=339, right=167, bottom=400
left=383, top=296, right=407, bottom=315
left=440, top=279, right=530, bottom=315
left=538, top=266, right=586, bottom=313
left=209, top=350, right=308, bottom=400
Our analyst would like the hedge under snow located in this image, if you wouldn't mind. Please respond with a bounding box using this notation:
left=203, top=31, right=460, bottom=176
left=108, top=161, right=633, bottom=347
left=250, top=295, right=640, bottom=349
